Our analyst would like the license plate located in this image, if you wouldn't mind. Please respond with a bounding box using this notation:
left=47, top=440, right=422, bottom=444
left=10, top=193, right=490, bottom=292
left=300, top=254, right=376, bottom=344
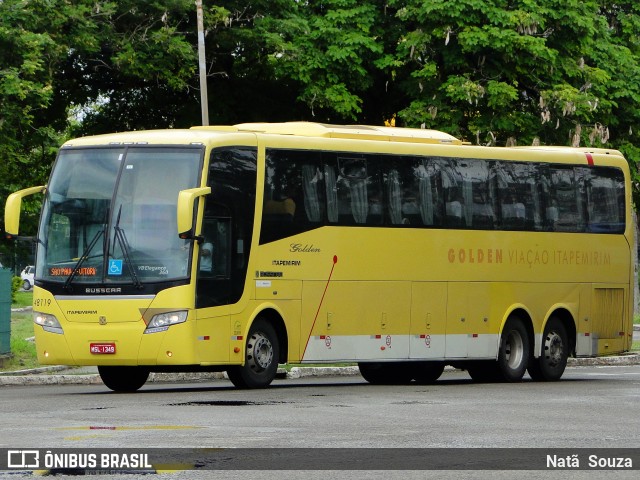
left=90, top=343, right=116, bottom=354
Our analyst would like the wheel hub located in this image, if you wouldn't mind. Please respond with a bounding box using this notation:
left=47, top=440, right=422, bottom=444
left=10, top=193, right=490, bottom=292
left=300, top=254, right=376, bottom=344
left=544, top=331, right=564, bottom=367
left=505, top=330, right=524, bottom=369
left=247, top=333, right=273, bottom=372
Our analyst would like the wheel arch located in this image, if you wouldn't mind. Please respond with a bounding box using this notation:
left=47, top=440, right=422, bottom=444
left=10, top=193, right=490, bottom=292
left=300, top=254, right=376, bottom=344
left=250, top=307, right=289, bottom=364
left=500, top=305, right=535, bottom=347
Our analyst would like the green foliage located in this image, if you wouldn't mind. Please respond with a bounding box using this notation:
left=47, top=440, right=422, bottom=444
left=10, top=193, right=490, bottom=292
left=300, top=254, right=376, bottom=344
left=258, top=0, right=388, bottom=121
left=3, top=312, right=38, bottom=371
left=0, top=0, right=202, bottom=266
left=12, top=291, right=33, bottom=309
left=372, top=0, right=640, bottom=201
left=10, top=277, right=21, bottom=303
left=1, top=0, right=640, bottom=235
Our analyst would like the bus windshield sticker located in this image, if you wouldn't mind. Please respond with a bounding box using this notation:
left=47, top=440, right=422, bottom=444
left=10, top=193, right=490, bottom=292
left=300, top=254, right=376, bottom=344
left=108, top=259, right=123, bottom=275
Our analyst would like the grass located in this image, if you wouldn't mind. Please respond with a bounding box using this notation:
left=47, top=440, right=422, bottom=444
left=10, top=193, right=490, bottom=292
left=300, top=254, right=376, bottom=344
left=1, top=291, right=38, bottom=371
left=4, top=312, right=38, bottom=371
left=13, top=291, right=33, bottom=309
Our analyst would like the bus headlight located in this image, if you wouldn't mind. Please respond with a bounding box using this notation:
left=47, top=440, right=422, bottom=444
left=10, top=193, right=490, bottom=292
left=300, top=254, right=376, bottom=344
left=34, top=312, right=63, bottom=334
left=145, top=311, right=188, bottom=334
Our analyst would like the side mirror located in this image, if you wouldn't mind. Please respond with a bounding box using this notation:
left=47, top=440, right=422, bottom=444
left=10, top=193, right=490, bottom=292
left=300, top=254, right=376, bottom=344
left=4, top=186, right=46, bottom=238
left=176, top=187, right=211, bottom=239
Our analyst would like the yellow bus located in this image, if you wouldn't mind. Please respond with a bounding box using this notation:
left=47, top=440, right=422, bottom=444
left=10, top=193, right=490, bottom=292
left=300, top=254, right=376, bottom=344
left=5, top=122, right=634, bottom=391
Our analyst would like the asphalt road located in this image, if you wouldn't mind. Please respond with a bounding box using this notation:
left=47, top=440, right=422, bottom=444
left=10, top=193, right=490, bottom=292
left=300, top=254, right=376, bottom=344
left=2, top=365, right=639, bottom=448
left=0, top=365, right=638, bottom=479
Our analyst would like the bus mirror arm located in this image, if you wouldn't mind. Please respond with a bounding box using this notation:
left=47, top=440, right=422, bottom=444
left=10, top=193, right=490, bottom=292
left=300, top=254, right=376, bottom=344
left=4, top=185, right=46, bottom=238
left=176, top=187, right=211, bottom=240
left=179, top=233, right=205, bottom=244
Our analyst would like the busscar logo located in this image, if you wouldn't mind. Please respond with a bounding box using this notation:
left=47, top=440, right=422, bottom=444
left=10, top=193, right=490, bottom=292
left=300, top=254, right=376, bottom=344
left=84, top=287, right=122, bottom=294
left=8, top=450, right=39, bottom=468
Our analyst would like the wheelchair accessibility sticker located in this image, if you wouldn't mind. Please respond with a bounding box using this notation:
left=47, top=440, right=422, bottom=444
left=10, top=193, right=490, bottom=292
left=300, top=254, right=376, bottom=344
left=108, top=259, right=123, bottom=276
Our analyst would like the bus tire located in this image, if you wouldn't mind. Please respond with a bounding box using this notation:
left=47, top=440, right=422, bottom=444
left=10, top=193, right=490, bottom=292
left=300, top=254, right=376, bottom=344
left=358, top=362, right=413, bottom=385
left=227, top=318, right=279, bottom=389
left=411, top=362, right=445, bottom=384
left=496, top=316, right=530, bottom=382
left=466, top=361, right=502, bottom=382
left=98, top=366, right=149, bottom=392
left=528, top=317, right=568, bottom=381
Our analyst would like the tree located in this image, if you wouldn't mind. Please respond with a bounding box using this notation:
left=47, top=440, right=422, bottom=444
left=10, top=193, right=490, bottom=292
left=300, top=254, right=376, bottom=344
left=257, top=0, right=393, bottom=123
left=374, top=1, right=637, bottom=150
left=0, top=0, right=97, bottom=266
left=0, top=0, right=201, bottom=266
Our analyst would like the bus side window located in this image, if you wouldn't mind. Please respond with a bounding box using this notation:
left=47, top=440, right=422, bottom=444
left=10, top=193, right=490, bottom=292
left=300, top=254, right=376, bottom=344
left=441, top=159, right=465, bottom=227
left=413, top=157, right=444, bottom=227
left=380, top=157, right=413, bottom=226
left=549, top=166, right=584, bottom=232
left=587, top=167, right=625, bottom=233
left=261, top=149, right=324, bottom=243
left=385, top=168, right=403, bottom=225
left=199, top=218, right=231, bottom=278
left=467, top=160, right=494, bottom=230
left=337, top=156, right=376, bottom=225
left=492, top=162, right=542, bottom=231
left=324, top=162, right=339, bottom=223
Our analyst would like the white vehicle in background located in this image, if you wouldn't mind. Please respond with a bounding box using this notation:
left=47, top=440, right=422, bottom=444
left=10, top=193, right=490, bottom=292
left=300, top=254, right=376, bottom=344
left=20, top=265, right=34, bottom=290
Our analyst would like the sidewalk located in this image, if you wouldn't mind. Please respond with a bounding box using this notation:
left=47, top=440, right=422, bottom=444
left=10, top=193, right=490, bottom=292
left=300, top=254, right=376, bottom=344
left=0, top=353, right=639, bottom=386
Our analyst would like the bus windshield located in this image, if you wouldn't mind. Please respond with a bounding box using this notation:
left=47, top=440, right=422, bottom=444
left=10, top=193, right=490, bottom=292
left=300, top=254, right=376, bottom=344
left=37, top=146, right=203, bottom=287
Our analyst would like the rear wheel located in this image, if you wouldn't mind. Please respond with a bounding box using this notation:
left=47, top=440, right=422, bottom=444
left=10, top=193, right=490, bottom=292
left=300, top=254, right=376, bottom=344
left=358, top=362, right=413, bottom=385
left=528, top=317, right=568, bottom=381
left=467, top=316, right=530, bottom=383
left=98, top=366, right=149, bottom=392
left=22, top=280, right=31, bottom=291
left=411, top=362, right=445, bottom=384
left=227, top=318, right=279, bottom=389
left=496, top=316, right=530, bottom=382
left=467, top=362, right=501, bottom=382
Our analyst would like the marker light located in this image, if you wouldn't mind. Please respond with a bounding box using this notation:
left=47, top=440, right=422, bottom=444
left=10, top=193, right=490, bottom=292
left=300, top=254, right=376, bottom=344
left=34, top=312, right=63, bottom=334
left=144, top=311, right=188, bottom=334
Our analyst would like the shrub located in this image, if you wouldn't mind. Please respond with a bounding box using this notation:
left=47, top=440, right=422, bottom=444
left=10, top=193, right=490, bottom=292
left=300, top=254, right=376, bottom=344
left=11, top=276, right=22, bottom=303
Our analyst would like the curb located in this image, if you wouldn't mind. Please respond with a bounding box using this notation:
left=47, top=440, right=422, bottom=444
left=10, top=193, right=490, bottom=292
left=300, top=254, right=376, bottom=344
left=0, top=367, right=362, bottom=386
left=0, top=354, right=639, bottom=386
left=567, top=354, right=640, bottom=366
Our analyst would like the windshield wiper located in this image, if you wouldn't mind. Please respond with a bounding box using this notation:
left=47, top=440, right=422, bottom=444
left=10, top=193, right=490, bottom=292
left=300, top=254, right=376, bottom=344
left=112, top=205, right=143, bottom=289
left=63, top=228, right=104, bottom=291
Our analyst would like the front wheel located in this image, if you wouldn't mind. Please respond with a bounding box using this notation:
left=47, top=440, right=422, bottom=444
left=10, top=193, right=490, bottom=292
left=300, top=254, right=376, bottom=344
left=528, top=317, right=568, bottom=381
left=98, top=366, right=149, bottom=392
left=22, top=280, right=31, bottom=291
left=227, top=318, right=279, bottom=389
